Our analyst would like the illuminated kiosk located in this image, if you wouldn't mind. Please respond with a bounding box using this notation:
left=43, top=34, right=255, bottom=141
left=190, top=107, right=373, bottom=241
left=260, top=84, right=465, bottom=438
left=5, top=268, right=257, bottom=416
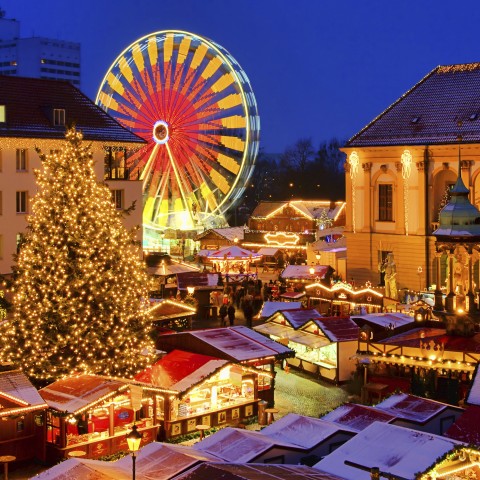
left=96, top=30, right=260, bottom=251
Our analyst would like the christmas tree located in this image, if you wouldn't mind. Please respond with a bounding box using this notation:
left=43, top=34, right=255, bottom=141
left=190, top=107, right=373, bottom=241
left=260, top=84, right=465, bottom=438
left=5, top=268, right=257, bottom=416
left=0, top=127, right=154, bottom=386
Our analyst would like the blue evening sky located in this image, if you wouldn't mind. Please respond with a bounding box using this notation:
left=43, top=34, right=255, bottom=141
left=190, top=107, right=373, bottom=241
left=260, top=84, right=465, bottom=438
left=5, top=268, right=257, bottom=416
left=5, top=0, right=480, bottom=152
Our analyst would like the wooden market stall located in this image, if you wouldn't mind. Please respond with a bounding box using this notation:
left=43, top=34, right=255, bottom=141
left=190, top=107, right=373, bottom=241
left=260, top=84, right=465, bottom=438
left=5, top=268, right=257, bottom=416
left=39, top=374, right=170, bottom=462
left=0, top=369, right=48, bottom=462
left=135, top=349, right=273, bottom=439
left=148, top=298, right=196, bottom=331
left=305, top=281, right=384, bottom=316
left=254, top=309, right=359, bottom=383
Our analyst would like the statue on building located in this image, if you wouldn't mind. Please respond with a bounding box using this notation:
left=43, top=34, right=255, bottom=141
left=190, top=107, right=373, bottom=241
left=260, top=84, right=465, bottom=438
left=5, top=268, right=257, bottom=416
left=379, top=253, right=397, bottom=299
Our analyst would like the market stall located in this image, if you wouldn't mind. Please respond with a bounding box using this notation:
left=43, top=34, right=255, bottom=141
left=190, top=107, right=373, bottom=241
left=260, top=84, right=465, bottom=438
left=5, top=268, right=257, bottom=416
left=135, top=349, right=274, bottom=439
left=148, top=298, right=197, bottom=331
left=39, top=374, right=169, bottom=462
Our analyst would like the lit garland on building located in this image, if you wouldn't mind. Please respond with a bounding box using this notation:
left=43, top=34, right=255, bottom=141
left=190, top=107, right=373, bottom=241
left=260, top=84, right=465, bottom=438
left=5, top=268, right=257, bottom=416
left=348, top=151, right=359, bottom=233
left=401, top=149, right=412, bottom=236
left=0, top=127, right=154, bottom=386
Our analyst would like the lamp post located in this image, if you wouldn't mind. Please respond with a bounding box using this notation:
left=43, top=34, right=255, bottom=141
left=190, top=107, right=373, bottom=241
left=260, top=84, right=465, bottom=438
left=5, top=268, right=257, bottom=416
left=126, top=424, right=143, bottom=480
left=417, top=266, right=423, bottom=292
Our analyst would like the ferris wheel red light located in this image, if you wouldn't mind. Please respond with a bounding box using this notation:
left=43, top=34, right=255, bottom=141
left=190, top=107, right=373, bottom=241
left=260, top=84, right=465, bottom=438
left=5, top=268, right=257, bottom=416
left=96, top=30, right=260, bottom=244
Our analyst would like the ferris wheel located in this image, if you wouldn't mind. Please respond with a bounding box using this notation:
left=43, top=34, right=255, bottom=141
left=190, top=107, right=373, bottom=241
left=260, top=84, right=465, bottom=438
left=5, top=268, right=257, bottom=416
left=96, top=30, right=260, bottom=243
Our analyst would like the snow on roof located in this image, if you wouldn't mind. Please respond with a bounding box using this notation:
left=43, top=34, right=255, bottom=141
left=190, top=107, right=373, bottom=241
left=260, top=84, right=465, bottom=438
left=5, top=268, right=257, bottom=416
left=313, top=317, right=359, bottom=342
left=279, top=308, right=323, bottom=329
left=207, top=245, right=262, bottom=260
left=0, top=369, right=47, bottom=411
left=174, top=463, right=345, bottom=480
left=313, top=422, right=463, bottom=480
left=280, top=265, right=329, bottom=280
left=467, top=364, right=480, bottom=405
left=258, top=301, right=302, bottom=319
left=374, top=393, right=455, bottom=423
left=321, top=403, right=396, bottom=433
left=254, top=323, right=331, bottom=349
left=257, top=247, right=280, bottom=256
left=193, top=427, right=300, bottom=462
left=196, top=226, right=245, bottom=242
left=279, top=291, right=306, bottom=300
left=39, top=374, right=127, bottom=414
left=444, top=405, right=480, bottom=445
left=350, top=312, right=414, bottom=329
left=148, top=261, right=200, bottom=276
left=134, top=350, right=227, bottom=393
left=33, top=458, right=115, bottom=479
left=259, top=413, right=356, bottom=449
left=188, top=326, right=293, bottom=361
left=176, top=272, right=220, bottom=290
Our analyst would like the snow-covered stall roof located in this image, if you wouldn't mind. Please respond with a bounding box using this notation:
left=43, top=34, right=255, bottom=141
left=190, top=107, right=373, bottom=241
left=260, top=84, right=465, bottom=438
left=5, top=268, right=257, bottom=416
left=34, top=442, right=220, bottom=480
left=254, top=323, right=331, bottom=349
left=258, top=301, right=302, bottom=319
left=186, top=326, right=293, bottom=361
left=207, top=245, right=262, bottom=260
left=148, top=260, right=200, bottom=276
left=0, top=369, right=47, bottom=414
left=444, top=405, right=480, bottom=445
left=313, top=422, right=463, bottom=480
left=134, top=350, right=227, bottom=393
left=259, top=413, right=356, bottom=449
left=350, top=312, right=414, bottom=329
left=39, top=374, right=128, bottom=414
left=374, top=393, right=458, bottom=424
left=270, top=308, right=323, bottom=329
left=193, top=427, right=301, bottom=463
left=312, top=317, right=359, bottom=342
left=257, top=247, right=280, bottom=256
left=280, top=265, right=329, bottom=280
left=176, top=272, right=220, bottom=290
left=321, top=403, right=396, bottom=433
left=174, top=463, right=345, bottom=480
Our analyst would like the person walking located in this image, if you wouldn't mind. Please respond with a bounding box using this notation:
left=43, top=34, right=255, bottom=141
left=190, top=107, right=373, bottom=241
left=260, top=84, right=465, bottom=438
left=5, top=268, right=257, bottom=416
left=219, top=303, right=228, bottom=327
left=227, top=303, right=236, bottom=326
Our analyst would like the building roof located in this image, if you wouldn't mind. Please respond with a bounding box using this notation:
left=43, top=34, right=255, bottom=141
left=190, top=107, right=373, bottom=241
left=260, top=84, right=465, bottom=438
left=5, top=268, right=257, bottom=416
left=280, top=265, right=329, bottom=281
left=260, top=413, right=356, bottom=449
left=193, top=427, right=301, bottom=463
left=374, top=393, right=459, bottom=424
left=312, top=317, right=359, bottom=342
left=273, top=308, right=324, bottom=329
left=257, top=301, right=303, bottom=319
left=175, top=463, right=344, bottom=480
left=134, top=350, right=227, bottom=393
left=176, top=272, right=221, bottom=290
left=0, top=369, right=47, bottom=415
left=0, top=75, right=145, bottom=144
left=346, top=63, right=480, bottom=147
left=156, top=326, right=293, bottom=363
left=314, top=422, right=463, bottom=480
left=467, top=364, right=480, bottom=405
left=321, top=403, right=396, bottom=433
left=207, top=245, right=262, bottom=260
left=350, top=312, right=415, bottom=329
left=148, top=299, right=196, bottom=320
left=196, top=226, right=245, bottom=242
left=39, top=374, right=128, bottom=414
left=251, top=200, right=345, bottom=221
left=147, top=261, right=200, bottom=277
left=254, top=322, right=331, bottom=349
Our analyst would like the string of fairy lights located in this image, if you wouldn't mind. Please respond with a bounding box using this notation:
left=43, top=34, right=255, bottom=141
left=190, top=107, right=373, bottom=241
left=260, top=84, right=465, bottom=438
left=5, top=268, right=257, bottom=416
left=0, top=127, right=155, bottom=386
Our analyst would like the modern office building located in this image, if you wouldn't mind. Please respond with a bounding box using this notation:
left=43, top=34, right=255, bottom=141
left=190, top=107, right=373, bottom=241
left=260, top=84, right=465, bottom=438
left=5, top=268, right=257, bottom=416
left=0, top=15, right=80, bottom=87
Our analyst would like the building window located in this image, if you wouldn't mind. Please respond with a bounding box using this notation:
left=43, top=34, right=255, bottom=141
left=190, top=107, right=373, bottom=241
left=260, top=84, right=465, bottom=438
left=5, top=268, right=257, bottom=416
left=378, top=184, right=393, bottom=221
left=53, top=109, right=65, bottom=126
left=111, top=189, right=124, bottom=210
left=16, top=149, right=28, bottom=171
left=16, top=191, right=27, bottom=214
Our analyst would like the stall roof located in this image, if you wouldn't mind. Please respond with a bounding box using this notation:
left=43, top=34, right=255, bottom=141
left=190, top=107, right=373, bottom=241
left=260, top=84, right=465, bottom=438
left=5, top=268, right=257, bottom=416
left=176, top=272, right=220, bottom=290
left=280, top=265, right=329, bottom=280
left=321, top=403, right=396, bottom=433
left=39, top=374, right=128, bottom=414
left=467, top=364, right=480, bottom=405
left=157, top=326, right=293, bottom=362
left=314, top=422, right=463, bottom=480
left=148, top=261, right=200, bottom=276
left=254, top=323, right=331, bottom=349
left=148, top=299, right=196, bottom=320
left=258, top=301, right=302, bottom=319
left=0, top=369, right=47, bottom=413
left=194, top=427, right=301, bottom=463
left=444, top=405, right=480, bottom=444
left=276, top=308, right=323, bottom=329
left=134, top=350, right=227, bottom=393
left=175, top=463, right=345, bottom=480
left=196, top=226, right=245, bottom=242
left=312, top=317, right=359, bottom=342
left=257, top=247, right=280, bottom=256
left=350, top=312, right=415, bottom=329
left=34, top=441, right=220, bottom=480
left=207, top=245, right=262, bottom=260
left=260, top=413, right=356, bottom=449
left=280, top=291, right=306, bottom=300
left=374, top=393, right=460, bottom=424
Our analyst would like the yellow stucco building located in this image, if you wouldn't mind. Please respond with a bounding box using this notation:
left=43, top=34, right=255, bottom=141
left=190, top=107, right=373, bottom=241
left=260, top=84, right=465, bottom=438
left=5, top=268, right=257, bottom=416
left=342, top=63, right=480, bottom=295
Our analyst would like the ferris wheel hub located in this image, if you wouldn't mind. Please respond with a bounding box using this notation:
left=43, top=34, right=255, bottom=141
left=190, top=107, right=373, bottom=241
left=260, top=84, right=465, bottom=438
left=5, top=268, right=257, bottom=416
left=153, top=120, right=169, bottom=144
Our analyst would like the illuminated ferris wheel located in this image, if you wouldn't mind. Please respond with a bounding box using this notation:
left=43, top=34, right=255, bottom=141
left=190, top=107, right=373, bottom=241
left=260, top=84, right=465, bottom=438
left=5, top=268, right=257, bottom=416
left=96, top=30, right=260, bottom=243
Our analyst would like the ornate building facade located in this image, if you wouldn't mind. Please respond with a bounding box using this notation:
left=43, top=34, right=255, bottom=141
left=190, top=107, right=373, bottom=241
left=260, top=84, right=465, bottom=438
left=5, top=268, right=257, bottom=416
left=342, top=63, right=480, bottom=294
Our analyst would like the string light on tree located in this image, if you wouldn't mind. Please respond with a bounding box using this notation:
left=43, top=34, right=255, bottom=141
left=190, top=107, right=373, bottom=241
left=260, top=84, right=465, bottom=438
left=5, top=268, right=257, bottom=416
left=0, top=127, right=154, bottom=387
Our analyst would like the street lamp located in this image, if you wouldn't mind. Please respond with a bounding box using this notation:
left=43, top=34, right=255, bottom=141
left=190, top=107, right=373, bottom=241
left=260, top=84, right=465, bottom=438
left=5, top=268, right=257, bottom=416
left=126, top=424, right=143, bottom=480
left=315, top=253, right=321, bottom=264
